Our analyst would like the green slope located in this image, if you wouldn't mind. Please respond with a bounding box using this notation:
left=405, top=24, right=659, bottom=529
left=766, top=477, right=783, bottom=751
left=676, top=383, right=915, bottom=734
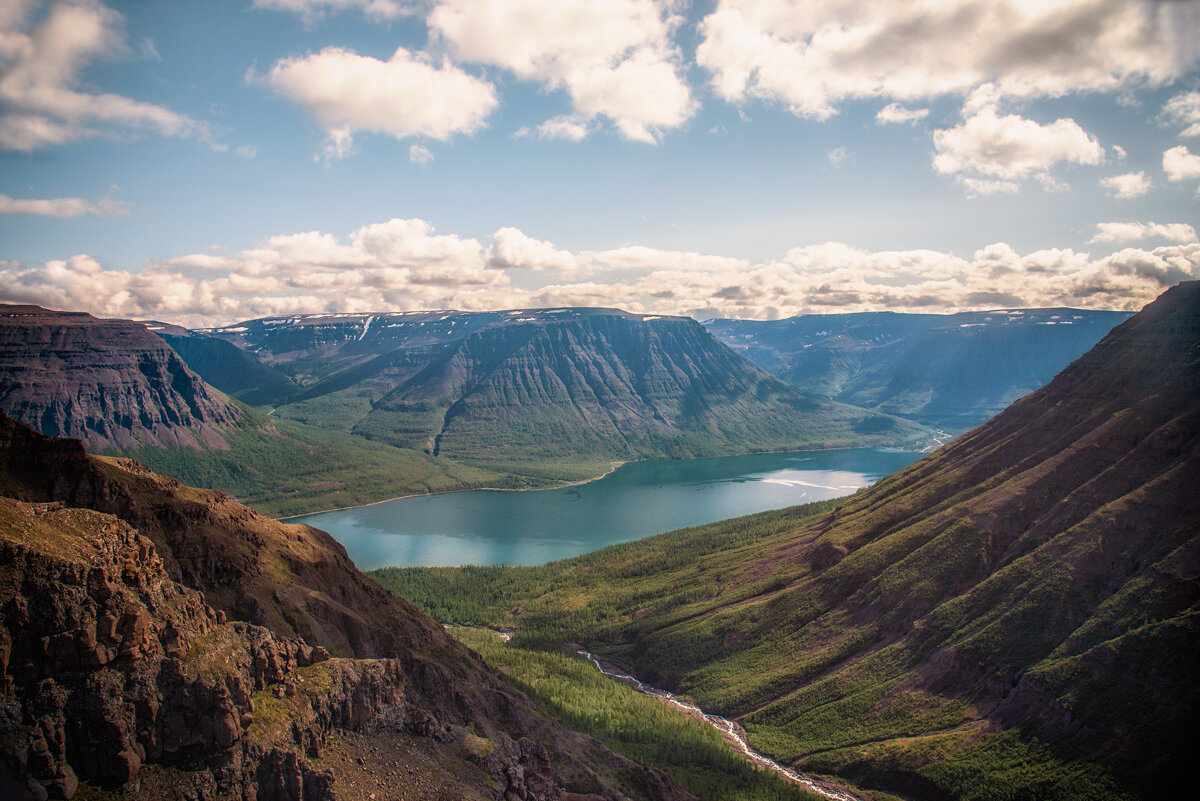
left=115, top=405, right=506, bottom=517
left=373, top=283, right=1200, bottom=801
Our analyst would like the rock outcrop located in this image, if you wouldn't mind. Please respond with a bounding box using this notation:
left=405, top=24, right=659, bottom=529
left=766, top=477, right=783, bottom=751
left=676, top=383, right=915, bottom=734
left=0, top=413, right=694, bottom=801
left=0, top=306, right=240, bottom=452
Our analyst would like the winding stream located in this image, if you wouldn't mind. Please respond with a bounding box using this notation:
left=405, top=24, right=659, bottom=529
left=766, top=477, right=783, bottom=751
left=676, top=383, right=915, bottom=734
left=574, top=648, right=859, bottom=801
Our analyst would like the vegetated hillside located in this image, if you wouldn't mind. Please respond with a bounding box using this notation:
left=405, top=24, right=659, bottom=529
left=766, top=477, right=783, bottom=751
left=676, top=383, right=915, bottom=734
left=152, top=321, right=298, bottom=407
left=705, top=308, right=1132, bottom=431
left=0, top=305, right=240, bottom=451
left=199, top=308, right=934, bottom=475
left=0, top=306, right=504, bottom=516
left=379, top=283, right=1200, bottom=801
left=0, top=411, right=695, bottom=801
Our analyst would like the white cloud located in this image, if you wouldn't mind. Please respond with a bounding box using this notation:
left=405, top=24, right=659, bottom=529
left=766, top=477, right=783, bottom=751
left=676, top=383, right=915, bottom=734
left=0, top=0, right=203, bottom=151
left=429, top=0, right=696, bottom=143
left=1090, top=222, right=1198, bottom=244
left=1100, top=171, right=1149, bottom=198
left=8, top=219, right=1196, bottom=327
left=827, top=146, right=850, bottom=167
left=1163, top=145, right=1200, bottom=182
left=235, top=144, right=259, bottom=159
left=267, top=46, right=497, bottom=158
left=0, top=193, right=130, bottom=217
left=487, top=227, right=579, bottom=272
left=409, top=143, right=433, bottom=164
left=876, top=103, right=929, bottom=125
left=933, top=98, right=1104, bottom=193
left=252, top=0, right=417, bottom=24
left=1162, top=90, right=1200, bottom=137
left=696, top=0, right=1200, bottom=119
left=517, top=114, right=593, bottom=142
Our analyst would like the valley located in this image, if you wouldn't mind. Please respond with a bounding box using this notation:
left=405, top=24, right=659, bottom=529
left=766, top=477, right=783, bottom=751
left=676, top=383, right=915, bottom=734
left=375, top=282, right=1200, bottom=801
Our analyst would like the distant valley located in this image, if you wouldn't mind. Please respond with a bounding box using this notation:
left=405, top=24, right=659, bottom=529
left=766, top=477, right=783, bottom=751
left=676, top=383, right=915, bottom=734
left=705, top=308, right=1132, bottom=431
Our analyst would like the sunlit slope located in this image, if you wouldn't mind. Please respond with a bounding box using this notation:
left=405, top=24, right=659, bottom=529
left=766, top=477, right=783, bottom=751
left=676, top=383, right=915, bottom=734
left=379, top=282, right=1200, bottom=800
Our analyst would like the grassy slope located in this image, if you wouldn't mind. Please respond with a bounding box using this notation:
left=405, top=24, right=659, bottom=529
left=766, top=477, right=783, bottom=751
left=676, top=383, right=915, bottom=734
left=451, top=627, right=826, bottom=801
left=113, top=405, right=509, bottom=517
left=373, top=495, right=1144, bottom=801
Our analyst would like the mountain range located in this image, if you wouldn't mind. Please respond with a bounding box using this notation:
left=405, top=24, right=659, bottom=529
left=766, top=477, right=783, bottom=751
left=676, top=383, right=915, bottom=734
left=380, top=281, right=1199, bottom=801
left=705, top=308, right=1132, bottom=431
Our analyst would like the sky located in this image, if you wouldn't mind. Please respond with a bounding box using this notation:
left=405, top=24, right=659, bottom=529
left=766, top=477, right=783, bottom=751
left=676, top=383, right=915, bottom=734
left=1, top=0, right=1199, bottom=327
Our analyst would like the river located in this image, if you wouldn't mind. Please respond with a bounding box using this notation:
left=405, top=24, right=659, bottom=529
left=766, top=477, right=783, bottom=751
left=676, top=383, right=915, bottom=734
left=288, top=448, right=922, bottom=569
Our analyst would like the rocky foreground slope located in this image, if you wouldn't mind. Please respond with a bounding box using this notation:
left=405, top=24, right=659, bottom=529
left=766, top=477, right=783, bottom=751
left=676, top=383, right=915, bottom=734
left=0, top=413, right=693, bottom=801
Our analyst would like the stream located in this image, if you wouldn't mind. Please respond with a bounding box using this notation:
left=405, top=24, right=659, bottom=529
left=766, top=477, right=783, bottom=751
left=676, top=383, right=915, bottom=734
left=574, top=647, right=859, bottom=801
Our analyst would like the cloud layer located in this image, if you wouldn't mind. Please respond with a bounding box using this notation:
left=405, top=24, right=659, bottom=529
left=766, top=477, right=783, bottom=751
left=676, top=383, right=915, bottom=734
left=0, top=193, right=129, bottom=217
left=2, top=218, right=1195, bottom=328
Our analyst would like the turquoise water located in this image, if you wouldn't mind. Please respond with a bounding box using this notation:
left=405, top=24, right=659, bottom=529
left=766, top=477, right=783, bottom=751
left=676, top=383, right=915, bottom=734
left=289, top=448, right=923, bottom=568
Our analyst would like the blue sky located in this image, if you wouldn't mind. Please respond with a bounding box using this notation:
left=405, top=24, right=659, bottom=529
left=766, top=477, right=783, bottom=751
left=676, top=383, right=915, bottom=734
left=2, top=0, right=1199, bottom=326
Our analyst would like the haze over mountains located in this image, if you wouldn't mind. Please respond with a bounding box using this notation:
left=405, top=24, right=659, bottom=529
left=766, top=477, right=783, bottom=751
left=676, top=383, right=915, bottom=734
left=382, top=281, right=1200, bottom=801
left=705, top=308, right=1133, bottom=431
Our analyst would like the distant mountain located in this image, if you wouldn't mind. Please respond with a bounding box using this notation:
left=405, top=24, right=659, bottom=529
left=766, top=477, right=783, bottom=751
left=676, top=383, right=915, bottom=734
left=197, top=308, right=936, bottom=471
left=0, top=305, right=240, bottom=451
left=0, top=306, right=502, bottom=516
left=391, top=283, right=1199, bottom=800
left=150, top=321, right=297, bottom=407
left=705, top=308, right=1133, bottom=431
left=0, top=411, right=692, bottom=801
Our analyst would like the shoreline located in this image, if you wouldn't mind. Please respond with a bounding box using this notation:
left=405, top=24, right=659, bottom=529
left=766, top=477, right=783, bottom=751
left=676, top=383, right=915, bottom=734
left=276, top=439, right=938, bottom=522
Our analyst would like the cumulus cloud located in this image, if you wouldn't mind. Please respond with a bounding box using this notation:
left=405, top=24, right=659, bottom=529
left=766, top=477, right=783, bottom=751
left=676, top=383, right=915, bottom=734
left=696, top=0, right=1199, bottom=119
left=876, top=103, right=929, bottom=125
left=933, top=97, right=1104, bottom=193
left=3, top=219, right=1195, bottom=327
left=1161, top=90, right=1200, bottom=137
left=0, top=0, right=203, bottom=150
left=0, top=193, right=130, bottom=217
left=1090, top=222, right=1198, bottom=244
left=267, top=46, right=497, bottom=158
left=1100, top=171, right=1150, bottom=198
left=1163, top=145, right=1200, bottom=182
left=429, top=0, right=696, bottom=143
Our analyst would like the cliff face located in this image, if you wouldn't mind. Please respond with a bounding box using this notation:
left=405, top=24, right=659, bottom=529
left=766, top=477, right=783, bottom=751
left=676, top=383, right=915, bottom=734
left=0, top=414, right=693, bottom=801
left=0, top=306, right=240, bottom=452
left=354, top=313, right=932, bottom=463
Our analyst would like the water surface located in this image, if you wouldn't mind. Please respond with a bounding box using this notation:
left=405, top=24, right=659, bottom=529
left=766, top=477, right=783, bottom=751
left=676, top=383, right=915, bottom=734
left=290, top=449, right=922, bottom=568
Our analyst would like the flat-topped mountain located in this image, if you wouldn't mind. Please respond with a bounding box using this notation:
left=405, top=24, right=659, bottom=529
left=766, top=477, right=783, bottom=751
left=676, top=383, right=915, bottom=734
left=0, top=411, right=693, bottom=801
left=195, top=308, right=935, bottom=472
left=706, top=308, right=1132, bottom=431
left=0, top=305, right=241, bottom=452
left=390, top=282, right=1199, bottom=800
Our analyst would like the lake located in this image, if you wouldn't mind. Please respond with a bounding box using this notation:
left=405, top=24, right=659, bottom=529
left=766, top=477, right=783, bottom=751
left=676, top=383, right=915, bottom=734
left=289, top=448, right=923, bottom=569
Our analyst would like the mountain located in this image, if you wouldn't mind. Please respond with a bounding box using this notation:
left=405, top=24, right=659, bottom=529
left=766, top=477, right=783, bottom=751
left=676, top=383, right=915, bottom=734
left=195, top=308, right=935, bottom=474
left=0, top=305, right=240, bottom=452
left=0, top=411, right=694, bottom=801
left=705, top=308, right=1133, bottom=431
left=381, top=282, right=1199, bottom=800
left=150, top=321, right=298, bottom=408
left=0, top=306, right=503, bottom=517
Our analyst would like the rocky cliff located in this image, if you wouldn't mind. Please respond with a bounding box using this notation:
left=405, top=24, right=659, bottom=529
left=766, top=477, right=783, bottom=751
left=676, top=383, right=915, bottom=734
left=0, top=306, right=240, bottom=452
left=0, top=413, right=693, bottom=801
